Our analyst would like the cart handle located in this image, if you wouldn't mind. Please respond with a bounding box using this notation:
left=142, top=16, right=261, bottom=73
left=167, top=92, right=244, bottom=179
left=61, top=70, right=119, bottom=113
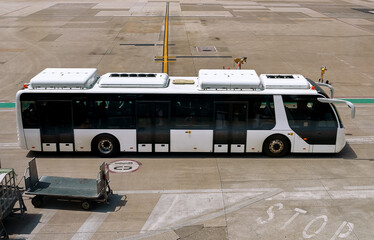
left=24, top=166, right=31, bottom=190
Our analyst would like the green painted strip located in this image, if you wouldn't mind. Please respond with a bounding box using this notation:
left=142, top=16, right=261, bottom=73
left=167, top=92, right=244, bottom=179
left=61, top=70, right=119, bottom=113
left=0, top=102, right=15, bottom=108
left=341, top=98, right=374, bottom=104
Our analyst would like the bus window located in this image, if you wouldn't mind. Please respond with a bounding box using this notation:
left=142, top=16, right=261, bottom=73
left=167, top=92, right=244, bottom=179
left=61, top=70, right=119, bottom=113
left=73, top=99, right=135, bottom=129
left=215, top=104, right=229, bottom=130
left=312, top=101, right=338, bottom=128
left=106, top=100, right=135, bottom=129
left=136, top=101, right=170, bottom=143
left=21, top=101, right=39, bottom=128
left=73, top=100, right=97, bottom=128
left=232, top=103, right=247, bottom=128
left=247, top=96, right=275, bottom=130
left=174, top=98, right=212, bottom=128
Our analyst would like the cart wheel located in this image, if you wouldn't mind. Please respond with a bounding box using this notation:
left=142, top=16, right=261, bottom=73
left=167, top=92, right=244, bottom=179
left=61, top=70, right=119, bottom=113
left=81, top=200, right=92, bottom=210
left=31, top=196, right=43, bottom=208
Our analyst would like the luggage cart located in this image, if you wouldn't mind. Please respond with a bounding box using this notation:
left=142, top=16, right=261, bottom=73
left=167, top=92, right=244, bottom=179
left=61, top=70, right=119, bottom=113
left=24, top=158, right=112, bottom=210
left=0, top=167, right=27, bottom=238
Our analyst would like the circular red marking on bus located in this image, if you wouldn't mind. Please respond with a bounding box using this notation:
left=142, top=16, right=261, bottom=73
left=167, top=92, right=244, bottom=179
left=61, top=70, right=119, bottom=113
left=108, top=159, right=142, bottom=173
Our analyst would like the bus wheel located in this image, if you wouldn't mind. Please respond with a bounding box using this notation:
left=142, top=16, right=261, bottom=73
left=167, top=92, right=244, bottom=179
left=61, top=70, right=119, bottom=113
left=263, top=135, right=290, bottom=157
left=93, top=134, right=119, bottom=158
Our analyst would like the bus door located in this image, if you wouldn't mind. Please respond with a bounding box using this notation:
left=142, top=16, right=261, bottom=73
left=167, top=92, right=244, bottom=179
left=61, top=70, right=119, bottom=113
left=137, top=101, right=170, bottom=152
left=283, top=96, right=338, bottom=152
left=38, top=100, right=74, bottom=152
left=214, top=102, right=247, bottom=153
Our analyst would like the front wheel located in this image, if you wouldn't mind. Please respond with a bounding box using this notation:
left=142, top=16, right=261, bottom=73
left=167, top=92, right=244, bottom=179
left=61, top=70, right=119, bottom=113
left=263, top=135, right=290, bottom=157
left=92, top=134, right=119, bottom=158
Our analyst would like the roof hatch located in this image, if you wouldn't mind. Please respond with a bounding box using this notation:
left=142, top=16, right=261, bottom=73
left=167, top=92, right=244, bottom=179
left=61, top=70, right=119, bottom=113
left=98, top=73, right=169, bottom=88
left=29, top=68, right=98, bottom=89
left=198, top=69, right=261, bottom=90
left=260, top=74, right=310, bottom=89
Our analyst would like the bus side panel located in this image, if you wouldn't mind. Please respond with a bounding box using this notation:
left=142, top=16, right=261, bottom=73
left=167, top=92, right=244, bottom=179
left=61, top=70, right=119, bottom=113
left=74, top=129, right=137, bottom=152
left=293, top=134, right=311, bottom=153
left=335, top=128, right=346, bottom=153
left=246, top=130, right=294, bottom=153
left=170, top=130, right=213, bottom=152
left=312, top=145, right=335, bottom=153
left=246, top=131, right=271, bottom=152
left=24, top=129, right=41, bottom=151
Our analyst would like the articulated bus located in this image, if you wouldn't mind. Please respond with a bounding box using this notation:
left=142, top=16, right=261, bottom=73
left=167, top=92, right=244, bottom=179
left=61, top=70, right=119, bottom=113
left=16, top=68, right=355, bottom=157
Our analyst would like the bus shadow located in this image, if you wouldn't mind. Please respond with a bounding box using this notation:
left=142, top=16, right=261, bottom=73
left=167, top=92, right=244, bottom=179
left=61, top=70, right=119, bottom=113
left=26, top=144, right=360, bottom=160
left=26, top=151, right=97, bottom=159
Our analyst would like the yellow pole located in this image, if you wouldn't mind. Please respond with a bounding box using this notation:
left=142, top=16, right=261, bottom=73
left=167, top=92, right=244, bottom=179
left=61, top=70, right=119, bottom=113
left=163, top=2, right=169, bottom=74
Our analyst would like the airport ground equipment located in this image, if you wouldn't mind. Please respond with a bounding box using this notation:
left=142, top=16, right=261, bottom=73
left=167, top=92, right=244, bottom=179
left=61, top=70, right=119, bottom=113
left=17, top=68, right=356, bottom=157
left=0, top=166, right=27, bottom=238
left=24, top=158, right=112, bottom=210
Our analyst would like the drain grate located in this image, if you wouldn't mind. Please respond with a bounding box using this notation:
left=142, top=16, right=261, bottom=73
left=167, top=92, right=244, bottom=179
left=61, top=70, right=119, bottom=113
left=196, top=46, right=217, bottom=53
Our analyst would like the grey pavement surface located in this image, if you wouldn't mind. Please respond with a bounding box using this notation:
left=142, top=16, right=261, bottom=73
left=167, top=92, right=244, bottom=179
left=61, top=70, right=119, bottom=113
left=0, top=0, right=374, bottom=239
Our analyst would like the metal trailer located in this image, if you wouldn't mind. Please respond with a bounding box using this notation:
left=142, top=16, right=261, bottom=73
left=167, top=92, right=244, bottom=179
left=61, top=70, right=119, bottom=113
left=24, top=158, right=112, bottom=210
left=0, top=167, right=27, bottom=238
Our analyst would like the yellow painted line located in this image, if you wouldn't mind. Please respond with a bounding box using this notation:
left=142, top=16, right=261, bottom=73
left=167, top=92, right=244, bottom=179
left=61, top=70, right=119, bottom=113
left=156, top=60, right=176, bottom=63
left=155, top=56, right=176, bottom=59
left=163, top=2, right=169, bottom=74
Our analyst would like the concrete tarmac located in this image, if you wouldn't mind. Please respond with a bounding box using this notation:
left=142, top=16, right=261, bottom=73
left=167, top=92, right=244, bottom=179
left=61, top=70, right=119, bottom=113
left=0, top=0, right=374, bottom=239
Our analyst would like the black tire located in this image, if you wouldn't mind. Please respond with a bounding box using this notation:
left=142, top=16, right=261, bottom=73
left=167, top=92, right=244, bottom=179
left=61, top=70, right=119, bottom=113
left=81, top=200, right=92, bottom=210
left=31, top=196, right=43, bottom=208
left=263, top=134, right=290, bottom=157
left=92, top=134, right=119, bottom=158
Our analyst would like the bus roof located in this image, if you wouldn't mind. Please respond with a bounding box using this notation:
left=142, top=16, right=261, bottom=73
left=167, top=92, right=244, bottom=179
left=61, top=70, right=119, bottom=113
left=22, top=68, right=321, bottom=96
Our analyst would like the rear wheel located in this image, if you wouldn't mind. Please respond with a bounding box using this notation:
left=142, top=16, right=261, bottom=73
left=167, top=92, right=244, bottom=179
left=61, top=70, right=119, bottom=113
left=81, top=200, right=92, bottom=210
left=31, top=196, right=43, bottom=208
left=92, top=134, right=119, bottom=158
left=263, top=135, right=290, bottom=157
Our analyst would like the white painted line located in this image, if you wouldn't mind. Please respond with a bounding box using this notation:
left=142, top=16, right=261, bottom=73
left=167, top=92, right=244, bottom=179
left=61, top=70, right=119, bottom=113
left=115, top=188, right=279, bottom=195
left=15, top=209, right=57, bottom=240
left=0, top=142, right=19, bottom=149
left=346, top=136, right=374, bottom=144
left=120, top=189, right=282, bottom=240
left=0, top=109, right=14, bottom=112
left=70, top=196, right=120, bottom=240
left=294, top=187, right=329, bottom=191
left=267, top=191, right=330, bottom=200
left=330, top=190, right=374, bottom=199
left=268, top=189, right=374, bottom=200
left=140, top=193, right=226, bottom=232
left=344, top=186, right=374, bottom=190
left=70, top=212, right=109, bottom=240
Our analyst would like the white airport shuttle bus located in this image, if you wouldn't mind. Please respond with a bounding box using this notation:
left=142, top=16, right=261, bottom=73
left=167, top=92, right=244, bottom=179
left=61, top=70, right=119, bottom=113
left=16, top=68, right=355, bottom=157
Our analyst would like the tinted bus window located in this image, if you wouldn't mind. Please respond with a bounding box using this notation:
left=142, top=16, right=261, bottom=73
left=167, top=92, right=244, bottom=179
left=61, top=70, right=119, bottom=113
left=21, top=101, right=39, bottom=128
left=247, top=96, right=275, bottom=130
left=174, top=97, right=213, bottom=128
left=74, top=99, right=135, bottom=129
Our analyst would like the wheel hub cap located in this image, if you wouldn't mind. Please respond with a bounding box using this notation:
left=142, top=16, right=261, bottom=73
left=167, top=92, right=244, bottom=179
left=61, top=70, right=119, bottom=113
left=98, top=140, right=113, bottom=154
left=269, top=140, right=284, bottom=154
